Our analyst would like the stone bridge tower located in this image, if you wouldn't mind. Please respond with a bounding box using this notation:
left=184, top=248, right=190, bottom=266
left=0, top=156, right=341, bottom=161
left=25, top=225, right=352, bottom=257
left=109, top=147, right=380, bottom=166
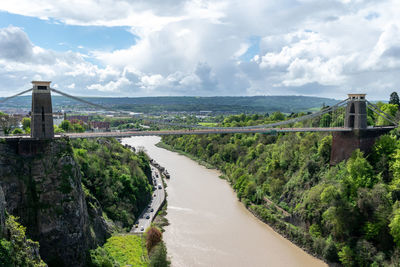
left=31, top=81, right=54, bottom=139
left=344, top=94, right=367, bottom=129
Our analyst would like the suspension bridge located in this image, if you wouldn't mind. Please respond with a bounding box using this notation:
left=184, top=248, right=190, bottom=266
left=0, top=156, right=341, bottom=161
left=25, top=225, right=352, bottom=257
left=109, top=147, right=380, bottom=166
left=0, top=81, right=397, bottom=139
left=0, top=81, right=398, bottom=163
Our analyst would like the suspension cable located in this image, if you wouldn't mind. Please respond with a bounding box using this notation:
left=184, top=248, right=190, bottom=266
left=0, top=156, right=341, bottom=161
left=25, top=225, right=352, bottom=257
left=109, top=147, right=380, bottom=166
left=367, top=105, right=398, bottom=126
left=366, top=100, right=398, bottom=123
left=0, top=88, right=33, bottom=104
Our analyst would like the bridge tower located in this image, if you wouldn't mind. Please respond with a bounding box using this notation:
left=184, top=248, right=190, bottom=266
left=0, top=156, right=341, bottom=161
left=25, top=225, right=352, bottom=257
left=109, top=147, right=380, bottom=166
left=330, top=93, right=391, bottom=164
left=31, top=81, right=54, bottom=139
left=344, top=94, right=367, bottom=129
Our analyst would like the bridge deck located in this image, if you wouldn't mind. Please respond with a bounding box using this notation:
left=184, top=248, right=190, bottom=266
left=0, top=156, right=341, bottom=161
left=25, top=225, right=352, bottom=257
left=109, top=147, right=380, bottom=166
left=63, top=127, right=353, bottom=139
left=2, top=127, right=396, bottom=140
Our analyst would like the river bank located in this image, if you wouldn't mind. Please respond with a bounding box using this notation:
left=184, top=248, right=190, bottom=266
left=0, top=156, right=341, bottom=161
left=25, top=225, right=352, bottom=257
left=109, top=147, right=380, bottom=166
left=122, top=136, right=326, bottom=267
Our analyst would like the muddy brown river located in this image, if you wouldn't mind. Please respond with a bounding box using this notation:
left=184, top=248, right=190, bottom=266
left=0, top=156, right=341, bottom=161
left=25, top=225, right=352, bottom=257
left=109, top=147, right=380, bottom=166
left=122, top=136, right=326, bottom=267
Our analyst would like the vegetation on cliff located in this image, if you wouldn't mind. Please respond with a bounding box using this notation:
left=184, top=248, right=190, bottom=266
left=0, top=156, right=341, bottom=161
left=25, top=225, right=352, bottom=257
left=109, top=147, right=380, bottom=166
left=161, top=105, right=400, bottom=266
left=71, top=138, right=152, bottom=229
left=0, top=215, right=46, bottom=267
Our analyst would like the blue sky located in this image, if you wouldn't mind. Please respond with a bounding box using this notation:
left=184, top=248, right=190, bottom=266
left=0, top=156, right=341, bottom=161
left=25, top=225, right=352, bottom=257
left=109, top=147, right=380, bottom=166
left=0, top=0, right=399, bottom=99
left=0, top=11, right=136, bottom=52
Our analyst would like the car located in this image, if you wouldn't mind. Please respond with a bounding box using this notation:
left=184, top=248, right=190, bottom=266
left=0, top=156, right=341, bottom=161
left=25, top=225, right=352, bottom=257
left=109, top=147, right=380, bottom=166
left=158, top=184, right=162, bottom=189
left=150, top=208, right=154, bottom=212
left=153, top=194, right=156, bottom=197
left=140, top=226, right=144, bottom=231
left=146, top=214, right=150, bottom=219
left=135, top=224, right=138, bottom=228
left=147, top=204, right=151, bottom=208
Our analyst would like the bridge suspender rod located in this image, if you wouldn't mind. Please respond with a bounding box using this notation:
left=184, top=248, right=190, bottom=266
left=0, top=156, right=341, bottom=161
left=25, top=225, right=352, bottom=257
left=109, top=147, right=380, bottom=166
left=51, top=88, right=207, bottom=129
left=0, top=88, right=33, bottom=104
left=366, top=100, right=398, bottom=125
left=50, top=88, right=128, bottom=114
left=243, top=98, right=349, bottom=129
left=367, top=104, right=398, bottom=127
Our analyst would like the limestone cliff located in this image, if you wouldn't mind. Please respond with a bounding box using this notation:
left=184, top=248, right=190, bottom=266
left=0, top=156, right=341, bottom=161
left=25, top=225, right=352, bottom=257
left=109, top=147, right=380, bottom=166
left=0, top=138, right=110, bottom=266
left=0, top=185, right=5, bottom=236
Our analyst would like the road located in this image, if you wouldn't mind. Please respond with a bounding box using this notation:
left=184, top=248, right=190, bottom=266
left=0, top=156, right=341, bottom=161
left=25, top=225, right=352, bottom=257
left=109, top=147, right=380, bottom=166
left=131, top=165, right=166, bottom=233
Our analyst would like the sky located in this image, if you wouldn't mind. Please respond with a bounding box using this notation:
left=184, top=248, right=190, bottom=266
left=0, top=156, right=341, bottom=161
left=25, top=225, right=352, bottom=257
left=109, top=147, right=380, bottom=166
left=0, top=0, right=399, bottom=99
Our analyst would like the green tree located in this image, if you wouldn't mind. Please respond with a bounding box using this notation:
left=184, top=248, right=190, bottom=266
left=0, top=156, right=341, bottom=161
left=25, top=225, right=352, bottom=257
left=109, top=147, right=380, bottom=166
left=270, top=111, right=285, bottom=121
left=376, top=104, right=398, bottom=126
left=60, top=120, right=72, bottom=132
left=338, top=245, right=355, bottom=266
left=0, top=112, right=18, bottom=135
left=11, top=128, right=24, bottom=135
left=149, top=243, right=170, bottom=267
left=73, top=123, right=85, bottom=133
left=21, top=117, right=30, bottom=131
left=319, top=113, right=332, bottom=127
left=342, top=150, right=376, bottom=198
left=390, top=202, right=400, bottom=247
left=390, top=92, right=400, bottom=107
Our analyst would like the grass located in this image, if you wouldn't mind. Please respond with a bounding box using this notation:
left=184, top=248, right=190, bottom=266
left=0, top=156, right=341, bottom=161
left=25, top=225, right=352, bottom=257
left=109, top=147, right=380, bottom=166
left=198, top=122, right=218, bottom=127
left=103, top=235, right=149, bottom=266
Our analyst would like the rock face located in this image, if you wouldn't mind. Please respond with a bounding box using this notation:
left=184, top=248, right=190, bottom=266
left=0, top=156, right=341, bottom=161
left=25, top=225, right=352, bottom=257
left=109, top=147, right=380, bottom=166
left=0, top=185, right=5, bottom=236
left=0, top=138, right=109, bottom=266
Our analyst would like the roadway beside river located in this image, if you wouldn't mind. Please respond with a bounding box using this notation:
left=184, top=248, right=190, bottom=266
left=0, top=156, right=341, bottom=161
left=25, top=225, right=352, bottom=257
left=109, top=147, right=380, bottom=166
left=129, top=164, right=166, bottom=233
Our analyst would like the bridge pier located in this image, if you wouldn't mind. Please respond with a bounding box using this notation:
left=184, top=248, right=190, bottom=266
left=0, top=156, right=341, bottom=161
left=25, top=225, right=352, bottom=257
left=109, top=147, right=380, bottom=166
left=330, top=128, right=391, bottom=165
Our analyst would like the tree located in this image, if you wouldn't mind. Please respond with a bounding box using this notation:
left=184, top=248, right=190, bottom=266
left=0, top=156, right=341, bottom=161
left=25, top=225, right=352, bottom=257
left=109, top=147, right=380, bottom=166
left=0, top=112, right=18, bottom=135
left=390, top=202, right=400, bottom=247
left=12, top=128, right=24, bottom=135
left=60, top=120, right=72, bottom=132
left=390, top=92, right=400, bottom=107
left=145, top=227, right=162, bottom=253
left=376, top=104, right=398, bottom=126
left=21, top=117, right=30, bottom=131
left=149, top=243, right=170, bottom=267
left=72, top=123, right=85, bottom=133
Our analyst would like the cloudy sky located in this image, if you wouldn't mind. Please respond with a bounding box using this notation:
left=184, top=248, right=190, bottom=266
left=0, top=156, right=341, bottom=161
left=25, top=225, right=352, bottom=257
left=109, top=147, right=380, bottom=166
left=0, top=0, right=399, bottom=99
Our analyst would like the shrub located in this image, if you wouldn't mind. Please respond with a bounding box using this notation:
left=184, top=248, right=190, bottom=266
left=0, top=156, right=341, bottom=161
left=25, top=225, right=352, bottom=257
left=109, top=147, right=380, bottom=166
left=146, top=227, right=162, bottom=253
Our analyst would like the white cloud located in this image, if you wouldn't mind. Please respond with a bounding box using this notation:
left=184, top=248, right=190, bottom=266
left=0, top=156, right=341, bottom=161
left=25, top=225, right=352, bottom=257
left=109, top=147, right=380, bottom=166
left=87, top=77, right=131, bottom=92
left=1, top=0, right=400, bottom=99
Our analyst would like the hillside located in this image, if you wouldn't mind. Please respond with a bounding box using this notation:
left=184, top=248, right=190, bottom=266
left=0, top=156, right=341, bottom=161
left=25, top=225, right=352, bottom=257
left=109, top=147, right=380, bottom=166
left=1, top=95, right=338, bottom=114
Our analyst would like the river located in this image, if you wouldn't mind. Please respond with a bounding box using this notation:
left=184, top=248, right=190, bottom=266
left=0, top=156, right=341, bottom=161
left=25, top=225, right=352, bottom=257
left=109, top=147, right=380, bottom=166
left=122, top=136, right=327, bottom=267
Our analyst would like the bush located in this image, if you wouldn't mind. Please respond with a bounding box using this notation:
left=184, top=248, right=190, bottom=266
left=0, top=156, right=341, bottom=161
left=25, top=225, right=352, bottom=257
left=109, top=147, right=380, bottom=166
left=145, top=227, right=162, bottom=253
left=149, top=243, right=170, bottom=267
left=89, top=246, right=119, bottom=267
left=11, top=128, right=24, bottom=135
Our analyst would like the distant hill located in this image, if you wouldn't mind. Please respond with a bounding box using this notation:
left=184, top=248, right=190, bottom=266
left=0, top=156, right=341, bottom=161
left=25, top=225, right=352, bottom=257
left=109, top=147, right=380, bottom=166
left=0, top=95, right=338, bottom=114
